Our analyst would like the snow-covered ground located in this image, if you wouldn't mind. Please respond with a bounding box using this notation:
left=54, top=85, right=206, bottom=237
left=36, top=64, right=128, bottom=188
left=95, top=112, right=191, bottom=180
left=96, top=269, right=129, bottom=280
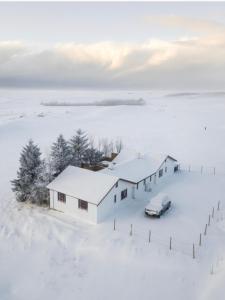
left=0, top=88, right=225, bottom=300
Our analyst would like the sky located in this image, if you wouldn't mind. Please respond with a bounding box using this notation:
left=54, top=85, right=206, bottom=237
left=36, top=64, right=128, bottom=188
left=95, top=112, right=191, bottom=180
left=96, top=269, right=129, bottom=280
left=1, top=2, right=225, bottom=90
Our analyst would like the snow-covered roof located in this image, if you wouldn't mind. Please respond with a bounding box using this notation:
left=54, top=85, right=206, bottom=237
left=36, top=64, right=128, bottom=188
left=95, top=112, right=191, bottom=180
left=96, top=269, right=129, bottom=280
left=47, top=166, right=119, bottom=205
left=100, top=153, right=176, bottom=183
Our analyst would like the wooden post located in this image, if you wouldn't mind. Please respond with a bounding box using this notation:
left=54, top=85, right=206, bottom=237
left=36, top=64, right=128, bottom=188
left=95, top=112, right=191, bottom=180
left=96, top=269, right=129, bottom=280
left=212, top=207, right=214, bottom=219
left=193, top=244, right=195, bottom=259
left=204, top=224, right=207, bottom=235
left=217, top=201, right=220, bottom=211
left=130, top=224, right=133, bottom=236
left=208, top=214, right=211, bottom=226
left=114, top=219, right=116, bottom=231
left=201, top=166, right=203, bottom=175
left=188, top=165, right=191, bottom=172
left=149, top=230, right=151, bottom=243
left=199, top=233, right=202, bottom=246
left=214, top=167, right=216, bottom=176
left=169, top=236, right=172, bottom=250
left=210, top=265, right=214, bottom=275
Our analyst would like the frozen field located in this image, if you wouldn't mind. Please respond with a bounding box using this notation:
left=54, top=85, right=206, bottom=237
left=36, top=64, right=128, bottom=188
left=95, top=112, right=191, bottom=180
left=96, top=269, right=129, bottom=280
left=0, top=89, right=225, bottom=300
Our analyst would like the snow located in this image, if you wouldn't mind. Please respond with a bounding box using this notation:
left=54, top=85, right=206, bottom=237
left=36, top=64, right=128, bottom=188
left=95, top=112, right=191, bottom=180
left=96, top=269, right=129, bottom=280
left=100, top=153, right=174, bottom=183
left=47, top=165, right=118, bottom=205
left=1, top=88, right=225, bottom=300
left=145, top=192, right=169, bottom=210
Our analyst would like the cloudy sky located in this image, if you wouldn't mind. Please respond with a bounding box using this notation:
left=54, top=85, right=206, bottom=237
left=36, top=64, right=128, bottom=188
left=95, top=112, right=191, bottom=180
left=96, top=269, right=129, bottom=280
left=1, top=2, right=225, bottom=90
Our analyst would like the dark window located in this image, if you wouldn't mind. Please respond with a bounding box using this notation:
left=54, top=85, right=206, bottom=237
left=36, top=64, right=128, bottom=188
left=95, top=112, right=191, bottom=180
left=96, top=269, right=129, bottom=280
left=165, top=166, right=167, bottom=173
left=174, top=165, right=179, bottom=172
left=150, top=176, right=151, bottom=182
left=143, top=179, right=146, bottom=185
left=121, top=189, right=127, bottom=200
left=159, top=169, right=163, bottom=178
left=137, top=183, right=139, bottom=190
left=58, top=192, right=66, bottom=203
left=115, top=182, right=118, bottom=188
left=114, top=195, right=117, bottom=203
left=78, top=199, right=88, bottom=211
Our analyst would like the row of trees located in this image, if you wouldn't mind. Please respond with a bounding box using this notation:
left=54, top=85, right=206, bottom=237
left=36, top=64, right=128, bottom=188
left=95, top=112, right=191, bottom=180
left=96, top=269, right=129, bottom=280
left=11, top=129, right=123, bottom=204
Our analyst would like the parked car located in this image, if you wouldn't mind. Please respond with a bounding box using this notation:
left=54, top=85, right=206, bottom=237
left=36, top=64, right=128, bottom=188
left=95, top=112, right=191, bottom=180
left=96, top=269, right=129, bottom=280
left=145, top=193, right=171, bottom=218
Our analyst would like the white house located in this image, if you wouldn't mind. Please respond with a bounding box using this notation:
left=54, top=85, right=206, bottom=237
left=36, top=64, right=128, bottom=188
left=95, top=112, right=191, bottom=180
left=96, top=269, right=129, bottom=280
left=100, top=153, right=178, bottom=201
left=47, top=154, right=179, bottom=224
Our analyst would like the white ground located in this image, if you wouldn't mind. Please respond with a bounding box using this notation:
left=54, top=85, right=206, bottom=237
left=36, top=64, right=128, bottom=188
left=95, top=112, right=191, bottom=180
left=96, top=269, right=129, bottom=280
left=0, top=89, right=225, bottom=300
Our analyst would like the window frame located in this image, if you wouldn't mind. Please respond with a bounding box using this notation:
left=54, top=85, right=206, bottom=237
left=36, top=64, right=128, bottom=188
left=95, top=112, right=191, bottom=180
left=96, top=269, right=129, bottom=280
left=159, top=169, right=163, bottom=178
left=78, top=199, right=88, bottom=211
left=58, top=192, right=66, bottom=203
left=121, top=189, right=128, bottom=200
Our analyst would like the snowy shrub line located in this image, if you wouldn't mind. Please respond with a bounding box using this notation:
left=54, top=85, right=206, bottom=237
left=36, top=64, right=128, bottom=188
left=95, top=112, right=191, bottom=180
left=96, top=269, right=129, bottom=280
left=41, top=98, right=145, bottom=107
left=11, top=129, right=123, bottom=205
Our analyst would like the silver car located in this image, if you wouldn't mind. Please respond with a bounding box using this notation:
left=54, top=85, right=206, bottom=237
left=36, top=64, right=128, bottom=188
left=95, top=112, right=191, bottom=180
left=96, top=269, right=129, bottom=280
left=145, top=193, right=171, bottom=218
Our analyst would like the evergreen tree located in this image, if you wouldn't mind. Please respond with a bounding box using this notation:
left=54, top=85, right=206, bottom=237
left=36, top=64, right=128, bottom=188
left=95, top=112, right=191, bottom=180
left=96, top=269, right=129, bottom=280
left=30, top=160, right=50, bottom=205
left=70, top=129, right=89, bottom=166
left=50, top=134, right=72, bottom=177
left=83, top=148, right=103, bottom=166
left=11, top=140, right=43, bottom=202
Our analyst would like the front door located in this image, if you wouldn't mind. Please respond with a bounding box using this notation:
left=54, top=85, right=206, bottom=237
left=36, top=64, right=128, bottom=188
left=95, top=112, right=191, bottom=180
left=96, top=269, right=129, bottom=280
left=154, top=174, right=156, bottom=184
left=132, top=186, right=135, bottom=199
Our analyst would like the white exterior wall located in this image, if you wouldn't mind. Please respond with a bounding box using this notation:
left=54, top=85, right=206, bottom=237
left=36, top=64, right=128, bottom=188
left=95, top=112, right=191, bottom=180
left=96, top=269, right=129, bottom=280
left=130, top=158, right=178, bottom=200
left=49, top=190, right=98, bottom=223
left=97, top=180, right=134, bottom=223
left=49, top=158, right=178, bottom=224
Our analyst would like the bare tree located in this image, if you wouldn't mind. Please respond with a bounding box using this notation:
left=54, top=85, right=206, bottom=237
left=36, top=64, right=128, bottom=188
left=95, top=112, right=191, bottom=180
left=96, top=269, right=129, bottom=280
left=101, top=138, right=110, bottom=157
left=115, top=138, right=123, bottom=153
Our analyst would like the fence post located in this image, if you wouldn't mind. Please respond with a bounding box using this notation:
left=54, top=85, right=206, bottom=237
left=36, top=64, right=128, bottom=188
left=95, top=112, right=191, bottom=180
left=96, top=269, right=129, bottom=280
left=188, top=165, right=191, bottom=172
left=149, top=230, right=151, bottom=243
left=114, top=219, right=116, bottom=231
left=217, top=201, right=220, bottom=211
left=214, top=167, right=216, bottom=176
left=210, top=265, right=214, bottom=275
left=193, top=244, right=195, bottom=259
left=212, top=207, right=214, bottom=219
left=199, top=233, right=202, bottom=246
left=208, top=215, right=211, bottom=226
left=204, top=224, right=207, bottom=235
left=169, top=236, right=172, bottom=250
left=130, top=224, right=133, bottom=236
left=201, top=166, right=203, bottom=175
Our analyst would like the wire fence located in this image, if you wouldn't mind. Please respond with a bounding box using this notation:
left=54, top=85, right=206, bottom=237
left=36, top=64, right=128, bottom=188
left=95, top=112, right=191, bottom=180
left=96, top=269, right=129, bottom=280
left=111, top=200, right=224, bottom=260
left=179, top=163, right=225, bottom=176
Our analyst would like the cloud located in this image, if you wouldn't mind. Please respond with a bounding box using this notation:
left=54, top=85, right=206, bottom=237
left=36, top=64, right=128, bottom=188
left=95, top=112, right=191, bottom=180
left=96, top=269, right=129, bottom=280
left=1, top=29, right=225, bottom=90
left=146, top=15, right=225, bottom=35
left=0, top=41, right=26, bottom=64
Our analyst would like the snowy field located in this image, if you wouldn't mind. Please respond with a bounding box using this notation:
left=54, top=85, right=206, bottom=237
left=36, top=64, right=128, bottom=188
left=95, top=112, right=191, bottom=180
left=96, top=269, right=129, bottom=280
left=1, top=88, right=225, bottom=300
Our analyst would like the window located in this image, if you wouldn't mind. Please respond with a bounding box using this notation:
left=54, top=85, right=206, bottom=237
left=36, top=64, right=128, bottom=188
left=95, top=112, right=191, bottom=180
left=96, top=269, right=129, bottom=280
left=137, top=183, right=139, bottom=190
left=58, top=192, right=66, bottom=203
left=165, top=166, right=167, bottom=173
left=143, top=179, right=146, bottom=185
left=150, top=176, right=152, bottom=182
left=114, top=195, right=117, bottom=203
left=121, top=189, right=127, bottom=200
left=115, top=182, right=118, bottom=188
left=78, top=199, right=88, bottom=211
left=174, top=165, right=179, bottom=172
left=159, top=169, right=163, bottom=178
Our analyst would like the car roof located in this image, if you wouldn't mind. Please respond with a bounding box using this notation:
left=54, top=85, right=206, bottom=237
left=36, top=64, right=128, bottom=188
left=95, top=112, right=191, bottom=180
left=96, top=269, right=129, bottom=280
left=145, top=193, right=169, bottom=210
